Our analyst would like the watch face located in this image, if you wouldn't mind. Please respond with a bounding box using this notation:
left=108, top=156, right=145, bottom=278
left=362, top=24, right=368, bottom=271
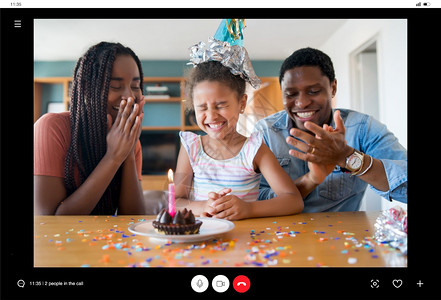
left=348, top=156, right=362, bottom=170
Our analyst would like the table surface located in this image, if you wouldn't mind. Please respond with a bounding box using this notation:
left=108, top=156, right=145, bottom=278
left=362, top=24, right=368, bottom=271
left=34, top=211, right=406, bottom=267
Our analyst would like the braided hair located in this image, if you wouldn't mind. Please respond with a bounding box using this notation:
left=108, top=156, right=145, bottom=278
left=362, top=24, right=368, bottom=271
left=64, top=42, right=144, bottom=215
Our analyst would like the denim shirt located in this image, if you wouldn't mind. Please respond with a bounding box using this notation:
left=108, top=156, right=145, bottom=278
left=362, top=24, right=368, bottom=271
left=254, top=109, right=407, bottom=212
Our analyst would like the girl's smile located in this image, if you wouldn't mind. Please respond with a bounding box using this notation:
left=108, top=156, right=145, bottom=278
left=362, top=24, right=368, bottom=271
left=205, top=121, right=226, bottom=130
left=193, top=80, right=246, bottom=141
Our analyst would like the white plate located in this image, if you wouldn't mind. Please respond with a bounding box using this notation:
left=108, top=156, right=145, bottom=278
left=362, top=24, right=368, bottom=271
left=128, top=217, right=235, bottom=243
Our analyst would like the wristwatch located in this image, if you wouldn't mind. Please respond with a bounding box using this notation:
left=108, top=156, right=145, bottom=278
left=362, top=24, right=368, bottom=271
left=342, top=149, right=365, bottom=175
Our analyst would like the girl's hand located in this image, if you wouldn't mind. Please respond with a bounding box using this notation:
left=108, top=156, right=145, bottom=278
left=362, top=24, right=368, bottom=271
left=201, top=188, right=231, bottom=218
left=211, top=195, right=251, bottom=220
left=106, top=97, right=143, bottom=164
left=204, top=188, right=251, bottom=220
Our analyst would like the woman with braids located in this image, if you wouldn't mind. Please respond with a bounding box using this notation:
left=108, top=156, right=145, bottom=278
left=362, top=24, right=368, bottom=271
left=34, top=42, right=146, bottom=215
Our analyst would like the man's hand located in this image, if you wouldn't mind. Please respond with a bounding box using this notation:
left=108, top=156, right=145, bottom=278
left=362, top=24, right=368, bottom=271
left=286, top=110, right=353, bottom=168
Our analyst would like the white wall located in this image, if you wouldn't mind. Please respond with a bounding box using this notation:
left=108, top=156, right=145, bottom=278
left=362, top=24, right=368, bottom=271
left=320, top=19, right=407, bottom=149
left=320, top=19, right=407, bottom=211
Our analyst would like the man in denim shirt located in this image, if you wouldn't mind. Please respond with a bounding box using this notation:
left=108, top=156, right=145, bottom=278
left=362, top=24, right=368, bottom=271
left=254, top=48, right=407, bottom=212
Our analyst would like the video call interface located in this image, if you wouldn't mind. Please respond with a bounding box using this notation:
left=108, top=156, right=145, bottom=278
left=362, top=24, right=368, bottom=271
left=0, top=2, right=436, bottom=300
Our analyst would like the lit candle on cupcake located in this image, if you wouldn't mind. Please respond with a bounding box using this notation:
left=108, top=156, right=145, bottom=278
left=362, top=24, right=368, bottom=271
left=168, top=169, right=175, bottom=217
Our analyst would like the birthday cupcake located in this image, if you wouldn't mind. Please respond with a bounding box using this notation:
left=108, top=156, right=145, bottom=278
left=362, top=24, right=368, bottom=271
left=152, top=208, right=202, bottom=235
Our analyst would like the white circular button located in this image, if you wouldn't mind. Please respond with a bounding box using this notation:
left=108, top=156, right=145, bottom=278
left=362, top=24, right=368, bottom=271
left=191, top=275, right=208, bottom=293
left=212, top=275, right=229, bottom=293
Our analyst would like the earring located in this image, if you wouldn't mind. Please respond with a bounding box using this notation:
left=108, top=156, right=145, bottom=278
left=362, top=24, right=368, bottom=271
left=240, top=109, right=244, bottom=113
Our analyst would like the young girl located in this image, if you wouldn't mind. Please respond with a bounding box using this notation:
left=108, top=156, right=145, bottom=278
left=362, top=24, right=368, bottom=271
left=34, top=42, right=146, bottom=215
left=174, top=61, right=304, bottom=220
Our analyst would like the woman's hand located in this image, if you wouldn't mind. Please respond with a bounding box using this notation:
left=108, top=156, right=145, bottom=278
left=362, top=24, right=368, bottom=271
left=105, top=97, right=143, bottom=164
left=131, top=96, right=145, bottom=153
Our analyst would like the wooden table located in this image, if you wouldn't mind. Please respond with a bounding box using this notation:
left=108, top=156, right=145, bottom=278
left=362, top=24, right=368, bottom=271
left=34, top=211, right=406, bottom=267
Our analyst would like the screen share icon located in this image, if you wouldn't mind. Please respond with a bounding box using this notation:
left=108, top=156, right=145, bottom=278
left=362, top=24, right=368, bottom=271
left=370, top=279, right=380, bottom=288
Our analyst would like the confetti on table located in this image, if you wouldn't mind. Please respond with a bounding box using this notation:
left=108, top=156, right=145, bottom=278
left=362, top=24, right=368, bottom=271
left=35, top=215, right=406, bottom=268
left=347, top=257, right=357, bottom=264
left=100, top=254, right=110, bottom=263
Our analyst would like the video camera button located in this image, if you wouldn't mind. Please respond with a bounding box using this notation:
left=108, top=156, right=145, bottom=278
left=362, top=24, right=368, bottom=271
left=212, top=275, right=229, bottom=293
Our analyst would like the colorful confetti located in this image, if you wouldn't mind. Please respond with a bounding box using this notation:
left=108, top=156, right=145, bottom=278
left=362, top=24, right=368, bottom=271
left=34, top=213, right=406, bottom=268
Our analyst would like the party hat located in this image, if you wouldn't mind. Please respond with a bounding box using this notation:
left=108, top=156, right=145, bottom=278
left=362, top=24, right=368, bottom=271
left=214, top=19, right=245, bottom=47
left=188, top=19, right=261, bottom=89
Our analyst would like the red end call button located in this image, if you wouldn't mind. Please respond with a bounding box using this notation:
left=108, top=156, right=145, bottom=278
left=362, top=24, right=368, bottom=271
left=233, top=275, right=250, bottom=293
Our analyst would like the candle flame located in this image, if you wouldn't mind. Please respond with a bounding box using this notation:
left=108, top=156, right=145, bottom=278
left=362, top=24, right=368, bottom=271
left=168, top=169, right=174, bottom=183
